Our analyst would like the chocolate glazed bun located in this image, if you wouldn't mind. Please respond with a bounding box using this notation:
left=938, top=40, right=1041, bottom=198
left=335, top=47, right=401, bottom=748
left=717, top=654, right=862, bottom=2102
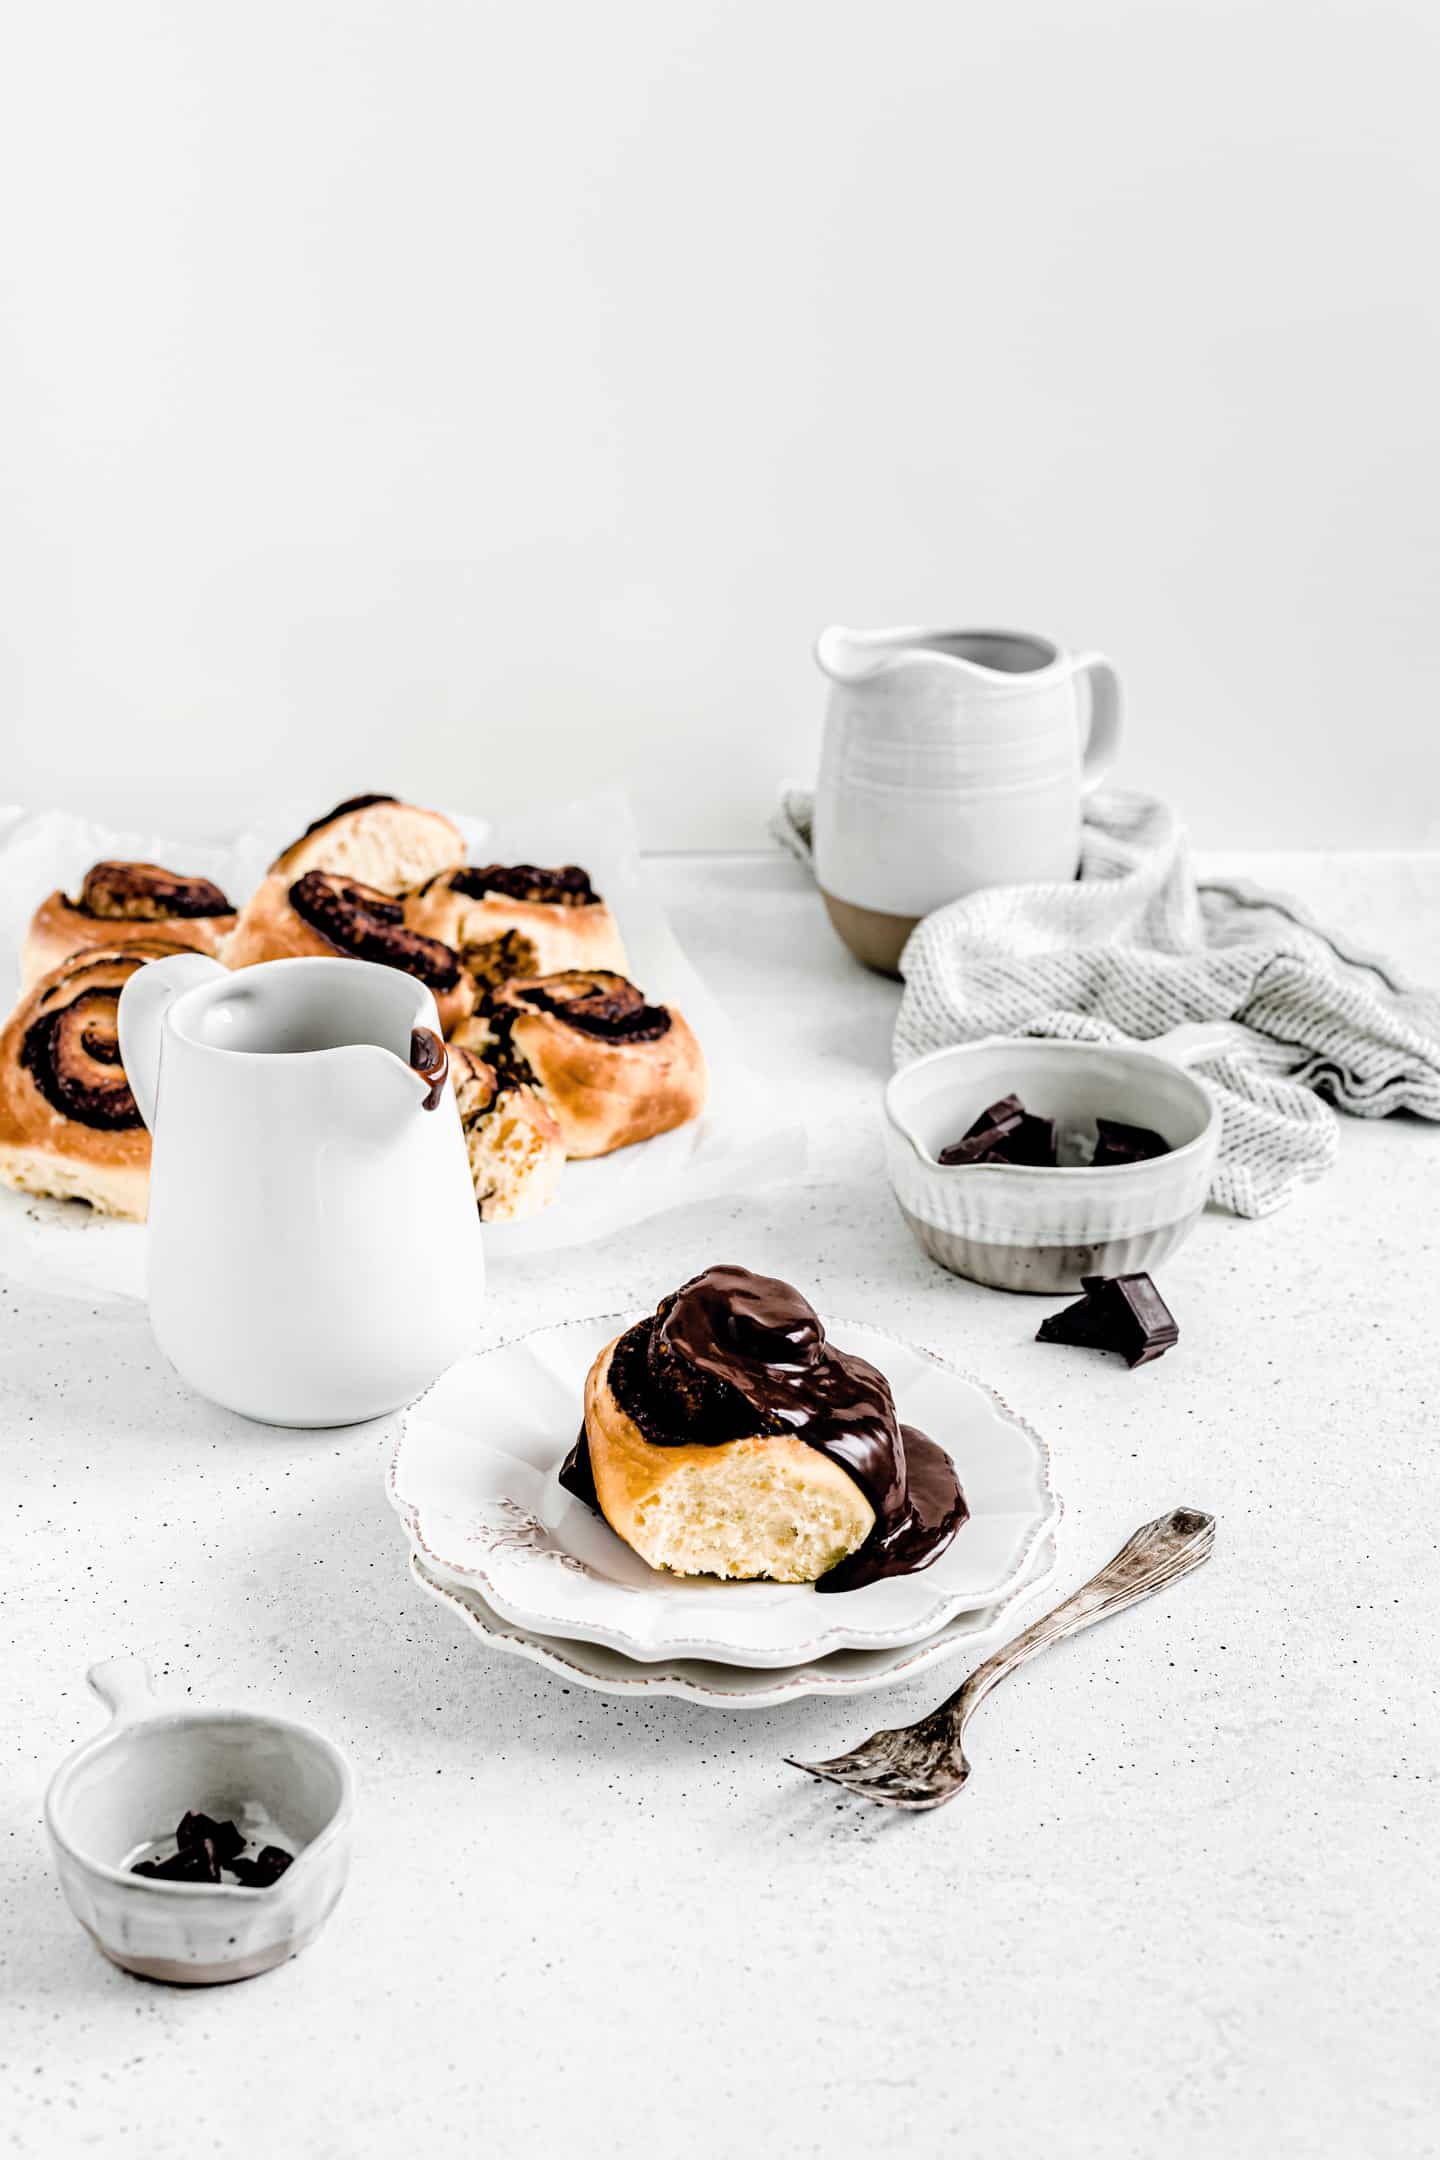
left=453, top=970, right=706, bottom=1158
left=450, top=1045, right=565, bottom=1222
left=21, top=863, right=236, bottom=989
left=226, top=871, right=477, bottom=1035
left=269, top=793, right=464, bottom=894
left=404, top=863, right=627, bottom=989
left=563, top=1266, right=968, bottom=1591
left=0, top=941, right=194, bottom=1219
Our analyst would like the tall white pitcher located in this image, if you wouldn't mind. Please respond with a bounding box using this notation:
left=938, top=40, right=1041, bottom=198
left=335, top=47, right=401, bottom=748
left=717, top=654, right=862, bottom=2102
left=813, top=626, right=1122, bottom=974
left=118, top=953, right=483, bottom=1426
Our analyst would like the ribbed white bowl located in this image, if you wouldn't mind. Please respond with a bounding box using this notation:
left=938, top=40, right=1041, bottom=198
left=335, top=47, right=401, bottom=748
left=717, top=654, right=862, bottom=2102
left=884, top=1025, right=1238, bottom=1293
left=45, top=1658, right=353, bottom=1986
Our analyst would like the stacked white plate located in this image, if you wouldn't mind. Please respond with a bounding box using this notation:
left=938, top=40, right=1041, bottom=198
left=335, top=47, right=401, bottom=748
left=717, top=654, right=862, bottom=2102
left=388, top=1314, right=1061, bottom=1709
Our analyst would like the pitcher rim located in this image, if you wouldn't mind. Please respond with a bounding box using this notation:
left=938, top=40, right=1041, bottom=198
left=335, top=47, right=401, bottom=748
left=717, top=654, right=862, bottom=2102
left=816, top=624, right=1069, bottom=683
left=165, top=954, right=432, bottom=1062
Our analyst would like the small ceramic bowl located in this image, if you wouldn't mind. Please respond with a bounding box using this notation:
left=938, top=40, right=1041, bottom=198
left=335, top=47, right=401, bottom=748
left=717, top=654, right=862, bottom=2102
left=883, top=1022, right=1249, bottom=1293
left=45, top=1656, right=353, bottom=1985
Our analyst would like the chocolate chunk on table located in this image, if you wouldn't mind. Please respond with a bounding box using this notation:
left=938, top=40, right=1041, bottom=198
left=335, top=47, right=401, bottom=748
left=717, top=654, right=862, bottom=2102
left=1091, top=1118, right=1169, bottom=1168
left=1036, top=1273, right=1179, bottom=1367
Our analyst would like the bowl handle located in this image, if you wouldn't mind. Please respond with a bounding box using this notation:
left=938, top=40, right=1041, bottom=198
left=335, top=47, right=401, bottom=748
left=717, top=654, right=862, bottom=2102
left=86, top=1656, right=162, bottom=1726
left=1149, top=1020, right=1269, bottom=1068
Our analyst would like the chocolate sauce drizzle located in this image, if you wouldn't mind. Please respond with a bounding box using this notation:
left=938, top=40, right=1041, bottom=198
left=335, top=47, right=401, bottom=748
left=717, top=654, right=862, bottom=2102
left=514, top=973, right=671, bottom=1044
left=77, top=862, right=233, bottom=922
left=288, top=872, right=465, bottom=996
left=21, top=985, right=141, bottom=1130
left=443, top=863, right=598, bottom=908
left=408, top=1026, right=449, bottom=1111
left=561, top=1265, right=968, bottom=1593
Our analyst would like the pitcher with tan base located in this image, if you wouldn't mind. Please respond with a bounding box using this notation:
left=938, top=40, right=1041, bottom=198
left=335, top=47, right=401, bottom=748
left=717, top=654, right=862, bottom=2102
left=812, top=626, right=1122, bottom=975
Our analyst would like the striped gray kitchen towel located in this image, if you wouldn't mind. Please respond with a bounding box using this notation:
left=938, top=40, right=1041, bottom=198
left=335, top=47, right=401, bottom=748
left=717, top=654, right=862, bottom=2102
left=773, top=788, right=1440, bottom=1215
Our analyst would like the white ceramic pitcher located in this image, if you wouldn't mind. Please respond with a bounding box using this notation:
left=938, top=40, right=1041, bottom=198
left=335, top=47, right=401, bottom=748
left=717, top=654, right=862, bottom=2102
left=118, top=954, right=483, bottom=1426
left=813, top=626, right=1122, bottom=974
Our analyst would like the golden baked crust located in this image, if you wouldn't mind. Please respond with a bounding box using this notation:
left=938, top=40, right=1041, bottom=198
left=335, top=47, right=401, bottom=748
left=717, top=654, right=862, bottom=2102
left=227, top=871, right=477, bottom=1036
left=22, top=864, right=236, bottom=989
left=269, top=793, right=464, bottom=894
left=450, top=1047, right=564, bottom=1221
left=581, top=1334, right=874, bottom=1582
left=0, top=941, right=192, bottom=1219
left=404, top=866, right=627, bottom=988
left=453, top=970, right=706, bottom=1159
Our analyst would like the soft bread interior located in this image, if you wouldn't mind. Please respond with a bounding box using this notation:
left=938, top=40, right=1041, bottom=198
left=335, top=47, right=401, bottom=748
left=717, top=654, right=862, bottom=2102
left=279, top=805, right=461, bottom=893
left=584, top=1338, right=875, bottom=1584
left=0, top=1143, right=147, bottom=1221
left=452, top=1059, right=563, bottom=1223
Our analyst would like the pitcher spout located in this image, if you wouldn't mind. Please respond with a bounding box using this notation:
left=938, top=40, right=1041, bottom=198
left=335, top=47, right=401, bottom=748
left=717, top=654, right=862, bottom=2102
left=814, top=625, right=929, bottom=685
left=815, top=624, right=1065, bottom=687
left=335, top=1040, right=444, bottom=1143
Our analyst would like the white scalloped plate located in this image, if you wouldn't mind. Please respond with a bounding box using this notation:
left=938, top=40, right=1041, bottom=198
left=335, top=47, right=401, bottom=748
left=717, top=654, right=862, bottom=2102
left=388, top=1312, right=1059, bottom=1667
left=409, top=1528, right=1059, bottom=1707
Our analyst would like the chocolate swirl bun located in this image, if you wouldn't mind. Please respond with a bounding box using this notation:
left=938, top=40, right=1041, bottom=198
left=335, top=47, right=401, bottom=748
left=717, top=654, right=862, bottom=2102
left=0, top=941, right=193, bottom=1219
left=565, top=1266, right=968, bottom=1591
left=452, top=970, right=706, bottom=1158
left=269, top=793, right=464, bottom=894
left=404, top=862, right=627, bottom=988
left=226, top=871, right=477, bottom=1035
left=21, top=862, right=236, bottom=989
left=450, top=1046, right=564, bottom=1221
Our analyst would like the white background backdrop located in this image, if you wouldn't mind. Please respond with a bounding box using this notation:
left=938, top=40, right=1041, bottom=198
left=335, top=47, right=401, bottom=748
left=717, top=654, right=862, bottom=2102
left=3, top=0, right=1437, bottom=850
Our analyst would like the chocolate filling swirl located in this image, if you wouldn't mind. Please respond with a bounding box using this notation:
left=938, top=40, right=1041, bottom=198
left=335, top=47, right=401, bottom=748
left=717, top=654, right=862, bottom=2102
left=289, top=872, right=465, bottom=996
left=77, top=862, right=233, bottom=922
left=561, top=1266, right=968, bottom=1593
left=297, top=792, right=398, bottom=838
left=440, top=863, right=598, bottom=908
left=515, top=973, right=671, bottom=1043
left=21, top=985, right=140, bottom=1131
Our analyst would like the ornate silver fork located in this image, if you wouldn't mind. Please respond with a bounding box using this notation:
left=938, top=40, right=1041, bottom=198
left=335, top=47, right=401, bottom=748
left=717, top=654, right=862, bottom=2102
left=787, top=1506, right=1216, bottom=1811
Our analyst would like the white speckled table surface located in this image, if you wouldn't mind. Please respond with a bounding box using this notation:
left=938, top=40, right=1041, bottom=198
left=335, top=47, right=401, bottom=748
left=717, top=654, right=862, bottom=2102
left=3, top=850, right=1439, bottom=2159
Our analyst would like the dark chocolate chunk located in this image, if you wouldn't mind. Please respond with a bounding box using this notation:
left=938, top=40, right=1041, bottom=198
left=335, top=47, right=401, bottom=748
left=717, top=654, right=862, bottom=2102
left=131, top=1812, right=291, bottom=1887
left=939, top=1095, right=1058, bottom=1168
left=997, top=1111, right=1058, bottom=1167
left=1091, top=1118, right=1169, bottom=1168
left=230, top=1845, right=294, bottom=1888
left=1036, top=1273, right=1179, bottom=1368
left=131, top=1838, right=223, bottom=1884
left=177, top=1811, right=244, bottom=1862
left=938, top=1095, right=1025, bottom=1165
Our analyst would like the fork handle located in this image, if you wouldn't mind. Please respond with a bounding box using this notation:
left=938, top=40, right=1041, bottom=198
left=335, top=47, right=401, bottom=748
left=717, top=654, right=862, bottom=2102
left=936, top=1507, right=1215, bottom=1733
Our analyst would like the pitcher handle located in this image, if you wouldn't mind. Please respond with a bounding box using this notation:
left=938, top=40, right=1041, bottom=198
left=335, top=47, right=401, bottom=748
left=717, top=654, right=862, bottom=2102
left=1150, top=1019, right=1271, bottom=1067
left=117, top=952, right=226, bottom=1131
left=86, top=1655, right=163, bottom=1726
left=1073, top=652, right=1123, bottom=790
